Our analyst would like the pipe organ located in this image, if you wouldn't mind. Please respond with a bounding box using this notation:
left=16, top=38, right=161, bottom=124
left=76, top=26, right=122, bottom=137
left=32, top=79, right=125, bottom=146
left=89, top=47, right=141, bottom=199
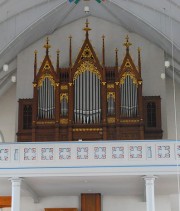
left=17, top=20, right=163, bottom=142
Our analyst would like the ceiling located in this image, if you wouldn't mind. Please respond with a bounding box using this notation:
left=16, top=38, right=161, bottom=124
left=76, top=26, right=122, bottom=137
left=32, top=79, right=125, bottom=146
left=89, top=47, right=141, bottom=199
left=0, top=175, right=180, bottom=199
left=0, top=0, right=180, bottom=97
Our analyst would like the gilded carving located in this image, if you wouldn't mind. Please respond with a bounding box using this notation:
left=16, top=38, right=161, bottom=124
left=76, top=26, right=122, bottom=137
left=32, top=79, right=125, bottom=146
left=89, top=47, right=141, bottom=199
left=73, top=61, right=101, bottom=81
left=38, top=74, right=55, bottom=87
left=107, top=117, right=115, bottom=124
left=81, top=44, right=94, bottom=60
left=102, top=82, right=106, bottom=85
left=33, top=83, right=37, bottom=87
left=107, top=92, right=115, bottom=100
left=124, top=59, right=133, bottom=69
left=61, top=85, right=68, bottom=90
left=73, top=128, right=102, bottom=132
left=36, top=121, right=55, bottom=125
left=60, top=118, right=68, bottom=124
left=60, top=93, right=68, bottom=102
left=43, top=61, right=50, bottom=70
left=107, top=84, right=114, bottom=89
left=120, top=119, right=140, bottom=123
left=120, top=72, right=138, bottom=85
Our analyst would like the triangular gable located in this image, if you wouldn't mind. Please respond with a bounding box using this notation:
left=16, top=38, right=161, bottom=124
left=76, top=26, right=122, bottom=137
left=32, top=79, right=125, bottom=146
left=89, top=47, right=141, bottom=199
left=72, top=20, right=103, bottom=78
left=119, top=36, right=142, bottom=83
left=75, top=39, right=99, bottom=65
left=34, top=38, right=58, bottom=85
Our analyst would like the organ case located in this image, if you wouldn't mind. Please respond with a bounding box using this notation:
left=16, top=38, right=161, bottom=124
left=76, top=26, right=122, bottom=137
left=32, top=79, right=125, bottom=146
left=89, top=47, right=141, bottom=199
left=17, top=20, right=163, bottom=142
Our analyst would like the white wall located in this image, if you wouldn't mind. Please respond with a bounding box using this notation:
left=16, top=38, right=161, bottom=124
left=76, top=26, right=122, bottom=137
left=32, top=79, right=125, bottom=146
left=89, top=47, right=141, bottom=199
left=166, top=75, right=180, bottom=139
left=0, top=84, right=17, bottom=142
left=18, top=194, right=172, bottom=211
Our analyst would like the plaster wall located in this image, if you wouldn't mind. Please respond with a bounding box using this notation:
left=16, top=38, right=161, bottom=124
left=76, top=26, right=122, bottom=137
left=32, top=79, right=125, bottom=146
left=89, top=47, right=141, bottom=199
left=5, top=194, right=171, bottom=211
left=0, top=84, right=17, bottom=142
left=166, top=75, right=180, bottom=139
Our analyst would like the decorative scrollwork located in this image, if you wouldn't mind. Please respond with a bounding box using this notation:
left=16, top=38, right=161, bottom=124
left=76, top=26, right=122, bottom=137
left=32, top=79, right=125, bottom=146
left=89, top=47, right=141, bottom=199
left=81, top=44, right=94, bottom=61
left=60, top=118, right=68, bottom=124
left=43, top=61, right=50, bottom=70
left=107, top=84, right=114, bottom=89
left=38, top=74, right=55, bottom=87
left=107, top=92, right=115, bottom=100
left=107, top=117, right=115, bottom=124
left=60, top=93, right=68, bottom=102
left=73, top=128, right=102, bottom=132
left=61, top=85, right=68, bottom=90
left=120, top=119, right=140, bottom=123
left=120, top=72, right=138, bottom=85
left=73, top=61, right=101, bottom=81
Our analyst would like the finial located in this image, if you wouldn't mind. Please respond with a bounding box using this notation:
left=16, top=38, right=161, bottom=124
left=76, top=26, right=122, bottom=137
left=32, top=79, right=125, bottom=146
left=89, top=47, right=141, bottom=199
left=56, top=49, right=60, bottom=70
left=69, top=35, right=72, bottom=67
left=115, top=48, right=118, bottom=67
left=34, top=50, right=38, bottom=77
left=44, top=37, right=51, bottom=55
left=102, top=35, right=105, bottom=66
left=138, top=47, right=141, bottom=73
left=123, top=35, right=132, bottom=52
left=83, top=19, right=91, bottom=37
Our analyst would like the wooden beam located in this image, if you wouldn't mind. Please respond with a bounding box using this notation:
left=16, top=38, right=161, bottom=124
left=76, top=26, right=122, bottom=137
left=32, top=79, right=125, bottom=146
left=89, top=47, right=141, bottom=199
left=0, top=196, right=11, bottom=208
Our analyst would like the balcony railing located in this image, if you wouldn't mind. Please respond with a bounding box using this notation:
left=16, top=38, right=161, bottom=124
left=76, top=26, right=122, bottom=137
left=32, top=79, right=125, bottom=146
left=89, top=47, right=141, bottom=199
left=0, top=140, right=180, bottom=176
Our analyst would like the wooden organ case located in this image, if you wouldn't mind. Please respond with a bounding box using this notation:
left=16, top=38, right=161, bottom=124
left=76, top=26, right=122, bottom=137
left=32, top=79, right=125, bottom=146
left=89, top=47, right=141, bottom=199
left=17, top=20, right=163, bottom=142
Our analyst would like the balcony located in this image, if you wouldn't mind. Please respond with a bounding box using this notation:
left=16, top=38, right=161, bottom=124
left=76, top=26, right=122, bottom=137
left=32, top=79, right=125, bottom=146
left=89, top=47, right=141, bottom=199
left=0, top=140, right=179, bottom=176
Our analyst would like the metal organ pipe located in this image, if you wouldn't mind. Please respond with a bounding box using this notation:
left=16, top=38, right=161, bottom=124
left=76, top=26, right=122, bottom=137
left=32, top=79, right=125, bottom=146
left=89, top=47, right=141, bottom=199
left=74, top=71, right=101, bottom=124
left=38, top=78, right=55, bottom=119
left=120, top=76, right=138, bottom=118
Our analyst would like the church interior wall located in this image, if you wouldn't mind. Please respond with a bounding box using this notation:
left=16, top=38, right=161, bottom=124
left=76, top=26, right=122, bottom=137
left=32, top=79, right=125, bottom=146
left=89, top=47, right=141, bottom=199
left=0, top=84, right=17, bottom=142
left=0, top=194, right=172, bottom=211
left=166, top=76, right=180, bottom=139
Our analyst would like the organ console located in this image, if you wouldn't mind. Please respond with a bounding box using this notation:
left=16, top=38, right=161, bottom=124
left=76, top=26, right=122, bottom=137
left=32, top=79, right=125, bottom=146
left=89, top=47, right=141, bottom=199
left=17, top=19, right=163, bottom=142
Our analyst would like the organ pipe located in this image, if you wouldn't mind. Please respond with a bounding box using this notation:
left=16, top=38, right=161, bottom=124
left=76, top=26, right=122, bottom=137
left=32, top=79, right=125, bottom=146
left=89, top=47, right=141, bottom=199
left=74, top=71, right=101, bottom=124
left=120, top=75, right=138, bottom=118
left=38, top=78, right=55, bottom=119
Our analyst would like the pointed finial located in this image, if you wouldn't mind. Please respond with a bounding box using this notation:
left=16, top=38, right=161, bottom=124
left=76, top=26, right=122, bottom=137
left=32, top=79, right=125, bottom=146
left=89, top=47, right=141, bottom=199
left=44, top=37, right=51, bottom=55
left=69, top=35, right=72, bottom=67
left=56, top=49, right=60, bottom=70
left=102, top=35, right=105, bottom=66
left=83, top=19, right=91, bottom=38
left=123, top=35, right=132, bottom=52
left=138, top=47, right=141, bottom=73
left=34, top=50, right=38, bottom=77
left=115, top=48, right=118, bottom=67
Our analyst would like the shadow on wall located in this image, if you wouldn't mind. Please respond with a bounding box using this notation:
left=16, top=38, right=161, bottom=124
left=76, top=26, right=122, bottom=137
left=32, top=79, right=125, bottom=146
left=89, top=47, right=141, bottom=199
left=0, top=131, right=5, bottom=142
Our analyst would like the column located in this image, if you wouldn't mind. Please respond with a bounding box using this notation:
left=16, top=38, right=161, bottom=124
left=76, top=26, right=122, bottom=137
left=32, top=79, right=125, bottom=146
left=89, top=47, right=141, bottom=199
left=144, top=176, right=157, bottom=211
left=9, top=177, right=23, bottom=211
